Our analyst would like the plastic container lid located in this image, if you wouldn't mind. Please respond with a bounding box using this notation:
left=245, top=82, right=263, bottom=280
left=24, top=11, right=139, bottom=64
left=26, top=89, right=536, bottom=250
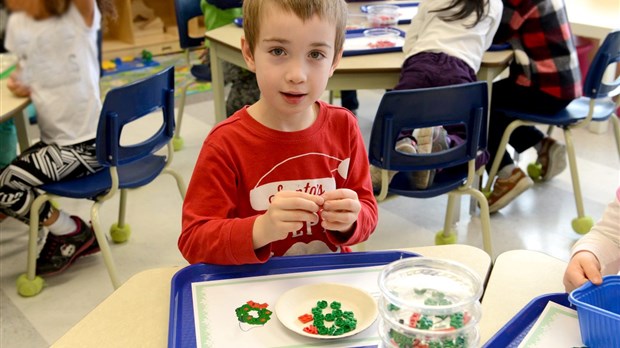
left=378, top=257, right=483, bottom=314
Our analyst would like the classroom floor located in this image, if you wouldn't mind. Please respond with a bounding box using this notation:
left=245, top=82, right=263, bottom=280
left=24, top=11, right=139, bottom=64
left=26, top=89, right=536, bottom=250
left=1, top=87, right=618, bottom=347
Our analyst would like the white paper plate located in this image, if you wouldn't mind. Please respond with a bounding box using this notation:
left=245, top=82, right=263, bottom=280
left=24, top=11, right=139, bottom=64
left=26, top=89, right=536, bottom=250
left=275, top=283, right=378, bottom=339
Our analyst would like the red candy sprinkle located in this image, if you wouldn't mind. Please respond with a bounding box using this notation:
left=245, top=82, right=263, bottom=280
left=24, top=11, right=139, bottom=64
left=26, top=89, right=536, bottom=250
left=303, top=325, right=318, bottom=334
left=298, top=313, right=314, bottom=324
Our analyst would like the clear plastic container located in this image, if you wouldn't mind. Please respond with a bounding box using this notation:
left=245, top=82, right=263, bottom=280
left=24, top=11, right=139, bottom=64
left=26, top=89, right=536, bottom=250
left=363, top=28, right=401, bottom=39
left=378, top=316, right=480, bottom=348
left=366, top=5, right=400, bottom=28
left=377, top=258, right=483, bottom=348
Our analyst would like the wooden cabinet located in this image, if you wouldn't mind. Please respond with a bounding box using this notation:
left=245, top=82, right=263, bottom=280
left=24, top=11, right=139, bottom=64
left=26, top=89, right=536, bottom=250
left=102, top=0, right=184, bottom=59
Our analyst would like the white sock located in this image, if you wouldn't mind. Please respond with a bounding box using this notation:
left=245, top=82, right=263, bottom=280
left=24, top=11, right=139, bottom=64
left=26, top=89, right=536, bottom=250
left=48, top=212, right=77, bottom=236
left=498, top=164, right=516, bottom=179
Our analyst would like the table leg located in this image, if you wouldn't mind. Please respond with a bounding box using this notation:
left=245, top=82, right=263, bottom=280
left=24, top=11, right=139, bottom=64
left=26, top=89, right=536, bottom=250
left=209, top=43, right=227, bottom=125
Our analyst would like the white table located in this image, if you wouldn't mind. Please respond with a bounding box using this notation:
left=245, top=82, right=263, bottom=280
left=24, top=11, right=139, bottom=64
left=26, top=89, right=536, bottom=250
left=205, top=1, right=513, bottom=124
left=480, top=249, right=568, bottom=345
left=565, top=0, right=619, bottom=42
left=52, top=244, right=492, bottom=347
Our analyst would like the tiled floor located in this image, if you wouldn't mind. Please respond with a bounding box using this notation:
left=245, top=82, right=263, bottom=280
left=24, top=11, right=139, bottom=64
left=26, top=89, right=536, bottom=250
left=1, top=89, right=618, bottom=347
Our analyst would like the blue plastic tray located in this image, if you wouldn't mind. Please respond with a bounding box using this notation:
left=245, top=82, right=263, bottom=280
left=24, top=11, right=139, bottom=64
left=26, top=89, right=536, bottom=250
left=483, top=293, right=575, bottom=347
left=360, top=2, right=420, bottom=25
left=343, top=28, right=405, bottom=57
left=168, top=251, right=420, bottom=348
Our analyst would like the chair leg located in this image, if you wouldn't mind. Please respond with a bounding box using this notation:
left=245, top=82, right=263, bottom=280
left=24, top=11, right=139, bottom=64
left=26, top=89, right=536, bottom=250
left=435, top=192, right=458, bottom=246
left=110, top=189, right=131, bottom=243
left=483, top=120, right=529, bottom=192
left=375, top=169, right=390, bottom=201
left=467, top=188, right=493, bottom=256
left=164, top=168, right=187, bottom=199
left=16, top=194, right=49, bottom=297
left=91, top=200, right=122, bottom=289
left=173, top=82, right=194, bottom=152
left=563, top=129, right=593, bottom=234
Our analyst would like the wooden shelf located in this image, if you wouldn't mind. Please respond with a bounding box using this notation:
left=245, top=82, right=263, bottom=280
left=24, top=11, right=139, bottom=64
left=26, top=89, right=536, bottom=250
left=102, top=0, right=185, bottom=59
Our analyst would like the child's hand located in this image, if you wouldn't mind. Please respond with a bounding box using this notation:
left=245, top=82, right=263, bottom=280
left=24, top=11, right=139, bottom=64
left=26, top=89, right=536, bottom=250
left=7, top=72, right=30, bottom=97
left=253, top=191, right=324, bottom=248
left=563, top=251, right=602, bottom=292
left=320, top=189, right=361, bottom=233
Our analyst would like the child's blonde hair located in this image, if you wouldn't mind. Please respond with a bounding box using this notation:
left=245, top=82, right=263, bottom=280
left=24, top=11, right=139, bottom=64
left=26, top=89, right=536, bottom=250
left=242, top=0, right=348, bottom=61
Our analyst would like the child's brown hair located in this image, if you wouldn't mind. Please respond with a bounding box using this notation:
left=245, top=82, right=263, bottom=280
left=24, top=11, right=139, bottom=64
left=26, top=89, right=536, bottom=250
left=242, top=0, right=347, bottom=61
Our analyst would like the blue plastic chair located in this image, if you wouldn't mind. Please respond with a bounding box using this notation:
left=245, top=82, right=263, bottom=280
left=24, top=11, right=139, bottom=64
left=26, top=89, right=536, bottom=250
left=173, top=0, right=213, bottom=151
left=368, top=81, right=492, bottom=255
left=483, top=30, right=620, bottom=234
left=17, top=67, right=187, bottom=297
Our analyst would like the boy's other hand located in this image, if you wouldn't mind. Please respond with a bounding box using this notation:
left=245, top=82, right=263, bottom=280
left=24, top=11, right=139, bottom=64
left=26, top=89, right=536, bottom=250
left=320, top=189, right=361, bottom=233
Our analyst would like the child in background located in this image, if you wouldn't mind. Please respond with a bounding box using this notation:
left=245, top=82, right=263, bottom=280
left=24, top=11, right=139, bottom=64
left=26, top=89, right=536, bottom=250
left=563, top=187, right=620, bottom=292
left=484, top=0, right=581, bottom=213
left=201, top=0, right=260, bottom=117
left=179, top=0, right=378, bottom=265
left=369, top=0, right=502, bottom=191
left=1, top=0, right=116, bottom=276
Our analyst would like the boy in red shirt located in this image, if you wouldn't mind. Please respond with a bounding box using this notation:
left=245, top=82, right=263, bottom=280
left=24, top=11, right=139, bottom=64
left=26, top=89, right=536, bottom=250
left=179, top=0, right=378, bottom=265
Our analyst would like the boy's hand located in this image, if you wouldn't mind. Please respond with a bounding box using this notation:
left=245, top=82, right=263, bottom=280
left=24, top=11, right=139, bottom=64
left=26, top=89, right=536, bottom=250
left=563, top=251, right=602, bottom=292
left=7, top=72, right=30, bottom=98
left=253, top=191, right=324, bottom=248
left=320, top=189, right=361, bottom=233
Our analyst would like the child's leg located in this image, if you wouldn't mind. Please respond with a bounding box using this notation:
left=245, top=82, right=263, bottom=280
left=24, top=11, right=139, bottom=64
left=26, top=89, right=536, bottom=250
left=0, top=140, right=100, bottom=226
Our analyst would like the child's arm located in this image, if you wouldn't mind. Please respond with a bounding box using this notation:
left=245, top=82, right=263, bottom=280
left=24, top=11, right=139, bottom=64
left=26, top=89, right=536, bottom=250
left=252, top=191, right=324, bottom=249
left=563, top=194, right=620, bottom=292
left=72, top=0, right=96, bottom=27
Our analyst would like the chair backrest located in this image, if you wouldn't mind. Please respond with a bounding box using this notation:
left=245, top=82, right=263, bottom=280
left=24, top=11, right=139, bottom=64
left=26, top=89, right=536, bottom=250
left=368, top=81, right=488, bottom=172
left=582, top=30, right=620, bottom=99
left=174, top=0, right=205, bottom=50
left=96, top=67, right=175, bottom=167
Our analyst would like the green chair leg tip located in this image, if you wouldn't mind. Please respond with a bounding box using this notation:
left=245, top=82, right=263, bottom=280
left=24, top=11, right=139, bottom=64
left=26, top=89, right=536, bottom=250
left=16, top=274, right=44, bottom=297
left=110, top=223, right=131, bottom=243
left=173, top=137, right=184, bottom=151
left=572, top=216, right=594, bottom=235
left=527, top=162, right=543, bottom=182
left=435, top=230, right=457, bottom=245
left=481, top=189, right=491, bottom=199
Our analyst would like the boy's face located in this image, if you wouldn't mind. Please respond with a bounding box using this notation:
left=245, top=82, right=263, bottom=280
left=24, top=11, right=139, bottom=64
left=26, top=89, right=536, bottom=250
left=241, top=4, right=342, bottom=122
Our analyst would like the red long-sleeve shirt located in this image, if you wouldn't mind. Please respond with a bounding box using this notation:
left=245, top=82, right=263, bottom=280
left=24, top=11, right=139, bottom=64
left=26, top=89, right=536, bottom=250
left=179, top=101, right=378, bottom=265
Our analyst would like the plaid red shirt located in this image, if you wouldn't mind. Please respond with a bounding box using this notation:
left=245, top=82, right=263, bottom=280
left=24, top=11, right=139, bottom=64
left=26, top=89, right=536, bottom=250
left=494, top=0, right=582, bottom=100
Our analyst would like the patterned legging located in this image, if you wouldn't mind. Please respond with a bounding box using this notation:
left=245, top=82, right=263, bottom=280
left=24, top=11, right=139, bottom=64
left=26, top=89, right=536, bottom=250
left=0, top=140, right=102, bottom=225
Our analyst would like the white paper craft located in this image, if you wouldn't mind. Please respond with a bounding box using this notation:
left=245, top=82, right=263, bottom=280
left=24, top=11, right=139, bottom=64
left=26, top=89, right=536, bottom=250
left=518, top=301, right=584, bottom=348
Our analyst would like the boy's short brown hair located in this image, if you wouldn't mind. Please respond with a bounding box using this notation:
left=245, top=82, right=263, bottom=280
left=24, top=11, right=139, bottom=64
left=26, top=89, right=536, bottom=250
left=242, top=0, right=348, bottom=61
